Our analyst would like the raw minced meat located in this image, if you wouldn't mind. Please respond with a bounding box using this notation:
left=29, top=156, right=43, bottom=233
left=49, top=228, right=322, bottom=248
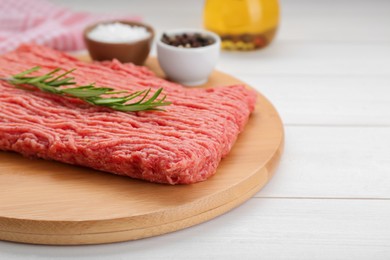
left=0, top=44, right=256, bottom=184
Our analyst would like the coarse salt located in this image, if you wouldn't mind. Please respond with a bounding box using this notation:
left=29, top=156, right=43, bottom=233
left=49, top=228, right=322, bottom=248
left=87, top=22, right=151, bottom=43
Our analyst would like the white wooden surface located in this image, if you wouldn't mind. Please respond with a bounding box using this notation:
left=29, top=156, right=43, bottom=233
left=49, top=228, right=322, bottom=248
left=2, top=0, right=390, bottom=259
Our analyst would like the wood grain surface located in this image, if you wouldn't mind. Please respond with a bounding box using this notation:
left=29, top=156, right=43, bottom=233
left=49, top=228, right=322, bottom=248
left=0, top=57, right=284, bottom=245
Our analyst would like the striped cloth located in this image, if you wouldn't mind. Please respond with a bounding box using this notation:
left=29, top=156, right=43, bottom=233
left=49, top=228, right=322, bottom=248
left=0, top=0, right=140, bottom=54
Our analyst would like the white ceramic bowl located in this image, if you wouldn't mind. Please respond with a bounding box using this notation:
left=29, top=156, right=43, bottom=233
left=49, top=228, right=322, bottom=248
left=156, top=29, right=221, bottom=86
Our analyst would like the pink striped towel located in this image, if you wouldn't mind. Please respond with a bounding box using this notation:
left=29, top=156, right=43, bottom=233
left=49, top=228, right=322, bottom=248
left=0, top=0, right=140, bottom=54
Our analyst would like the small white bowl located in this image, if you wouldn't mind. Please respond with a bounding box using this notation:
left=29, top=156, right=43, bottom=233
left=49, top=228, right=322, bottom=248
left=157, top=29, right=221, bottom=86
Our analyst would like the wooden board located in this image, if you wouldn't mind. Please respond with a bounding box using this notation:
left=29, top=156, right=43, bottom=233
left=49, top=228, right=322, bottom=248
left=0, top=57, right=284, bottom=245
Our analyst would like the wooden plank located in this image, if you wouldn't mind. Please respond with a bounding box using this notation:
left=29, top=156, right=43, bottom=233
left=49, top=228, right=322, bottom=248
left=257, top=126, right=390, bottom=199
left=50, top=0, right=390, bottom=43
left=1, top=198, right=388, bottom=259
left=236, top=75, right=390, bottom=126
left=217, top=43, right=390, bottom=76
left=279, top=0, right=390, bottom=43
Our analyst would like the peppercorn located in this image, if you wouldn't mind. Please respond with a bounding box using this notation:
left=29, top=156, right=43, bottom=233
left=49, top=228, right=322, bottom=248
left=161, top=33, right=215, bottom=48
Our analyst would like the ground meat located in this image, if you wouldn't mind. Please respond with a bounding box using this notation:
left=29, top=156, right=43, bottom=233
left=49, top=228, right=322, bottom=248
left=0, top=44, right=256, bottom=184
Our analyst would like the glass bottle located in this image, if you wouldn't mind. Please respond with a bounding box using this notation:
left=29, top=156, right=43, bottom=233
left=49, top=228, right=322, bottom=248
left=203, top=0, right=280, bottom=51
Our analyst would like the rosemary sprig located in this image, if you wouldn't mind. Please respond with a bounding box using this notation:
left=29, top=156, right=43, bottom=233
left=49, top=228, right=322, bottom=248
left=1, top=66, right=171, bottom=112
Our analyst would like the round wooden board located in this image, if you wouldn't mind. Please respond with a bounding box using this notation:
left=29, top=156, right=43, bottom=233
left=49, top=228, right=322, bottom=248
left=0, top=57, right=284, bottom=245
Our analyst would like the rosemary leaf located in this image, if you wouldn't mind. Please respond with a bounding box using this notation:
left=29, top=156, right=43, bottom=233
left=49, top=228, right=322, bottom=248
left=47, top=68, right=76, bottom=84
left=61, top=86, right=113, bottom=97
left=144, top=88, right=163, bottom=104
left=48, top=77, right=76, bottom=87
left=13, top=66, right=41, bottom=78
left=91, top=97, right=129, bottom=105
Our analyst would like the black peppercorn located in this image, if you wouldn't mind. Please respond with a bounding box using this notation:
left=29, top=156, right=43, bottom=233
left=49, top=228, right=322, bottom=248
left=161, top=33, right=215, bottom=48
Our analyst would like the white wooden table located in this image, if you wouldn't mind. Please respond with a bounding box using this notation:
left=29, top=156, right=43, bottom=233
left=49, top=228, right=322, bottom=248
left=2, top=0, right=390, bottom=259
